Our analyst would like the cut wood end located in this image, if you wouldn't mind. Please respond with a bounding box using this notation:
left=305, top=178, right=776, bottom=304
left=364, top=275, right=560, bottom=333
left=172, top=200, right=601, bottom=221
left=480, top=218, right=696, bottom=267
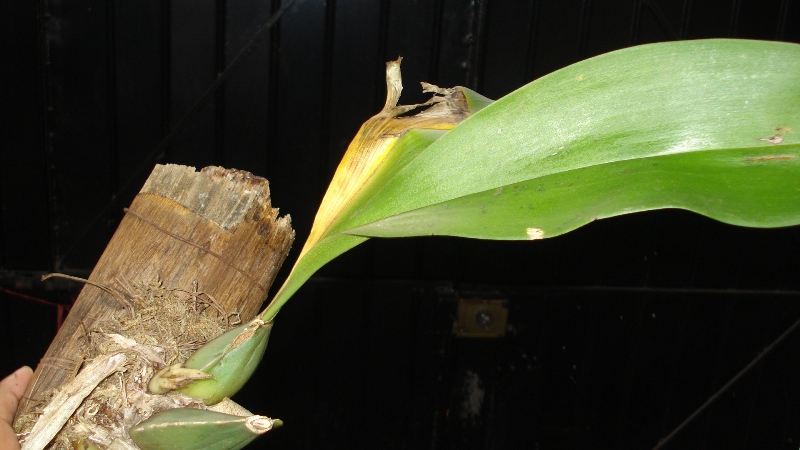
left=276, top=214, right=294, bottom=233
left=140, top=164, right=294, bottom=239
left=201, top=166, right=270, bottom=189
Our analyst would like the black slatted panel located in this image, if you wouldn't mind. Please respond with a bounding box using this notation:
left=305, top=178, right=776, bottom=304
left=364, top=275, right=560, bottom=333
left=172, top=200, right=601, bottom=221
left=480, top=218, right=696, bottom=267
left=481, top=1, right=537, bottom=98
left=45, top=0, right=117, bottom=270
left=113, top=0, right=168, bottom=217
left=169, top=0, right=218, bottom=167
left=269, top=1, right=328, bottom=239
left=0, top=0, right=50, bottom=270
left=222, top=0, right=276, bottom=173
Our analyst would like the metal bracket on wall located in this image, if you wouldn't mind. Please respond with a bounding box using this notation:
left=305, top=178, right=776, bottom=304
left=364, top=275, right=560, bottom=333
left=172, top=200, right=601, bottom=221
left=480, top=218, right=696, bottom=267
left=452, top=298, right=509, bottom=338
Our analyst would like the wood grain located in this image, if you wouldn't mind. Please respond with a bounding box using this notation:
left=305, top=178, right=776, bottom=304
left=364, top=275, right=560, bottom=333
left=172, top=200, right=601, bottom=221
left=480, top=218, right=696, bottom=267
left=15, top=164, right=294, bottom=419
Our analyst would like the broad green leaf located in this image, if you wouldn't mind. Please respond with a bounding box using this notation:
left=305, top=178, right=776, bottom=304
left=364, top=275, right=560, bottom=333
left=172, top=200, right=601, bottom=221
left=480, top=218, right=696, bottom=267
left=341, top=39, right=800, bottom=229
left=347, top=146, right=800, bottom=239
left=262, top=39, right=800, bottom=319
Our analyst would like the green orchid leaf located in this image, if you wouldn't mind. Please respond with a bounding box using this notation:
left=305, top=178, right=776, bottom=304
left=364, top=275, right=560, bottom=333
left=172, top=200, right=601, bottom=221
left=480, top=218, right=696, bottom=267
left=262, top=39, right=800, bottom=319
left=341, top=39, right=800, bottom=230
left=129, top=408, right=278, bottom=450
left=347, top=145, right=800, bottom=240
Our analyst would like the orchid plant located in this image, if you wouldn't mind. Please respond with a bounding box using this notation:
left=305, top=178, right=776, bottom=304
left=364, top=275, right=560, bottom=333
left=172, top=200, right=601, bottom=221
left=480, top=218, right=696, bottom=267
left=33, top=38, right=800, bottom=450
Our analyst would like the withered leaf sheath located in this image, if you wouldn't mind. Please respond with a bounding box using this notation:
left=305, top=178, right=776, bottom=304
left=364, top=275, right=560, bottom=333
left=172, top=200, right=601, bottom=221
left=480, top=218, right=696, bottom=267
left=176, top=318, right=272, bottom=405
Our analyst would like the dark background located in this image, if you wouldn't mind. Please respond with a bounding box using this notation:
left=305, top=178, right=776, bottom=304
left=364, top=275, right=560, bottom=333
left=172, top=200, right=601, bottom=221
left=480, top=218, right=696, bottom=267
left=2, top=0, right=800, bottom=448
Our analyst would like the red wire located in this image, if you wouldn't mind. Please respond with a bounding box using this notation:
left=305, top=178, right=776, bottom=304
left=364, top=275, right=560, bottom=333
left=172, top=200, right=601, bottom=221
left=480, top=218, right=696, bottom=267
left=0, top=286, right=73, bottom=331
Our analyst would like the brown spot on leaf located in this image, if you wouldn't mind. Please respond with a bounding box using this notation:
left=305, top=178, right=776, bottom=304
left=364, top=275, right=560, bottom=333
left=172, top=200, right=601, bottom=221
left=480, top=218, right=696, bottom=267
left=759, top=134, right=784, bottom=145
left=746, top=154, right=796, bottom=162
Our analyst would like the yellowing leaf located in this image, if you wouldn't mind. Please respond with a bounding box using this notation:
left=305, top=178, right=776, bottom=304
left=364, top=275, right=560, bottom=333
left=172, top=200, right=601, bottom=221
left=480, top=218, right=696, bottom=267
left=261, top=59, right=492, bottom=320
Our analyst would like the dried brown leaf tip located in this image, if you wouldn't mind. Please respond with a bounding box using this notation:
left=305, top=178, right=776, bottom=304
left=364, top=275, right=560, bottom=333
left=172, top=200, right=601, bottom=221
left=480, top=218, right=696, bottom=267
left=294, top=57, right=475, bottom=264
